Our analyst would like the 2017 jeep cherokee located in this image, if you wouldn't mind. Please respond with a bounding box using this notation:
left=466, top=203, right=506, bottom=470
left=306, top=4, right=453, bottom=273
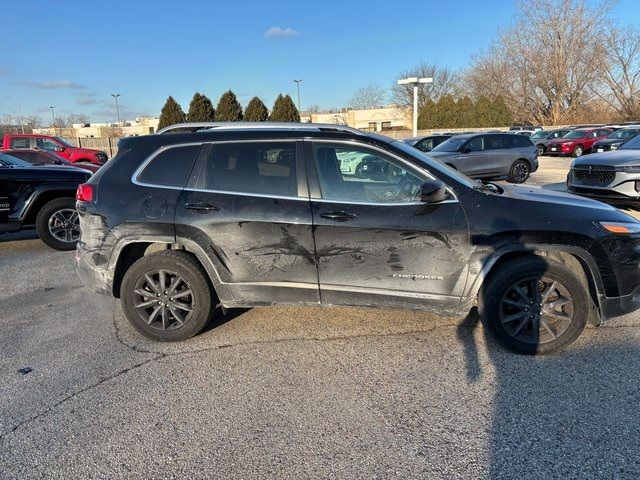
left=76, top=123, right=640, bottom=354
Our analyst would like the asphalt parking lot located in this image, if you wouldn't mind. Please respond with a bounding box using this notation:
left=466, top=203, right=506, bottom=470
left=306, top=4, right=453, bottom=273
left=2, top=155, right=640, bottom=479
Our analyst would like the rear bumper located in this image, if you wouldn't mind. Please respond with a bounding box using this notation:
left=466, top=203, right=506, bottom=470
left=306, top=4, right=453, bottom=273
left=75, top=242, right=114, bottom=295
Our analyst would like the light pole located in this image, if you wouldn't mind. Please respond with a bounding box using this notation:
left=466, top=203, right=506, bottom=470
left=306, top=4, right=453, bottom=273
left=397, top=76, right=433, bottom=137
left=111, top=93, right=121, bottom=126
left=49, top=106, right=56, bottom=127
left=293, top=79, right=302, bottom=112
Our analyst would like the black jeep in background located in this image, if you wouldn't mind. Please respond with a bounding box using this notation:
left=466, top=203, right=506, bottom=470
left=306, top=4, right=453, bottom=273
left=76, top=123, right=640, bottom=354
left=0, top=152, right=91, bottom=250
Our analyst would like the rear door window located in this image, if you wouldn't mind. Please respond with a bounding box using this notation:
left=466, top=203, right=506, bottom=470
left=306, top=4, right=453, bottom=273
left=485, top=136, right=508, bottom=150
left=10, top=137, right=31, bottom=149
left=138, top=144, right=201, bottom=187
left=188, top=141, right=299, bottom=197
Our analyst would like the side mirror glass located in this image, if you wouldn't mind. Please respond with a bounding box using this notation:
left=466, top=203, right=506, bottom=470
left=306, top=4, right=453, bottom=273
left=420, top=179, right=448, bottom=203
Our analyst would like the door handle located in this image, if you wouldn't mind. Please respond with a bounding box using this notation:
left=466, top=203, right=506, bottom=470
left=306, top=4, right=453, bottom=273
left=184, top=202, right=219, bottom=213
left=319, top=211, right=357, bottom=222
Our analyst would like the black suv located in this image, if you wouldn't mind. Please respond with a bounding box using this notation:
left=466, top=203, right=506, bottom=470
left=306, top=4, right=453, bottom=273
left=1, top=152, right=90, bottom=250
left=76, top=123, right=640, bottom=354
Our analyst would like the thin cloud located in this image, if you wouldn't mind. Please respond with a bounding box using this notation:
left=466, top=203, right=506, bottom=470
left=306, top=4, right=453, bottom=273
left=0, top=67, right=8, bottom=75
left=18, top=80, right=87, bottom=90
left=264, top=26, right=299, bottom=38
left=76, top=96, right=98, bottom=105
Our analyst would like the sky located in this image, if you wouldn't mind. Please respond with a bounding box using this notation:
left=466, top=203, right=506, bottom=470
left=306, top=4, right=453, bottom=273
left=0, top=0, right=638, bottom=124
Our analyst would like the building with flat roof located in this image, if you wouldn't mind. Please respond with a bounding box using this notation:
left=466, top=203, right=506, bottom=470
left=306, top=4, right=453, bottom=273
left=311, top=105, right=411, bottom=132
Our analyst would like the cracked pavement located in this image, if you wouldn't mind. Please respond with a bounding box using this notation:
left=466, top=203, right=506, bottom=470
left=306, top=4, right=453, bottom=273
left=2, top=157, right=640, bottom=478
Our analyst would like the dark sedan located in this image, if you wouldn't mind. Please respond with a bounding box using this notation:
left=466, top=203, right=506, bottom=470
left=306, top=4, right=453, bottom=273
left=592, top=127, right=640, bottom=153
left=3, top=148, right=100, bottom=173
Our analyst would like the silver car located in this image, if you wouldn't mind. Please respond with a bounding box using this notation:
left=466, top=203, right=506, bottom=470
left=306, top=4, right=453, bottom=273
left=567, top=133, right=640, bottom=203
left=428, top=132, right=538, bottom=183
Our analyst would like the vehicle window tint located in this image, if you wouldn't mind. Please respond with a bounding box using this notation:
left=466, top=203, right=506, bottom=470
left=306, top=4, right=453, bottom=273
left=190, top=142, right=297, bottom=197
left=466, top=136, right=484, bottom=151
left=6, top=150, right=29, bottom=162
left=313, top=143, right=425, bottom=204
left=36, top=138, right=60, bottom=151
left=10, top=138, right=30, bottom=149
left=510, top=135, right=532, bottom=148
left=139, top=145, right=201, bottom=187
left=485, top=136, right=508, bottom=150
left=35, top=152, right=56, bottom=164
left=416, top=138, right=433, bottom=152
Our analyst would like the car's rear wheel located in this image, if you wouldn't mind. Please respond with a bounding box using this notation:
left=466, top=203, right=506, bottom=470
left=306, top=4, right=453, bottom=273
left=120, top=250, right=215, bottom=341
left=507, top=160, right=530, bottom=183
left=536, top=144, right=545, bottom=156
left=572, top=145, right=584, bottom=157
left=479, top=256, right=589, bottom=355
left=35, top=197, right=80, bottom=251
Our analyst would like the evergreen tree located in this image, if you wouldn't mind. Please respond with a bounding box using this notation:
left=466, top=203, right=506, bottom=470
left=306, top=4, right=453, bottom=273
left=215, top=90, right=243, bottom=121
left=433, top=95, right=458, bottom=128
left=490, top=96, right=512, bottom=127
left=474, top=96, right=494, bottom=127
left=244, top=96, right=269, bottom=122
left=158, top=96, right=186, bottom=130
left=269, top=94, right=300, bottom=122
left=417, top=99, right=437, bottom=129
left=455, top=96, right=476, bottom=128
left=187, top=92, right=215, bottom=122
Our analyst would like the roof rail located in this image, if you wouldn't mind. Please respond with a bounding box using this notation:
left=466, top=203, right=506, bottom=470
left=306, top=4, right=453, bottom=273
left=156, top=122, right=366, bottom=136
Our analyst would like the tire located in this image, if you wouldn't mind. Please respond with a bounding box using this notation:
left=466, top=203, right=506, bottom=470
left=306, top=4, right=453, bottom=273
left=507, top=160, right=530, bottom=183
left=536, top=144, right=545, bottom=156
left=572, top=145, right=584, bottom=157
left=35, top=197, right=80, bottom=251
left=354, top=163, right=364, bottom=178
left=479, top=256, right=589, bottom=355
left=120, top=250, right=216, bottom=342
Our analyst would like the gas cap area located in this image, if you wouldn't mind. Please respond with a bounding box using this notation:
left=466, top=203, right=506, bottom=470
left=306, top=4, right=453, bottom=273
left=142, top=195, right=167, bottom=219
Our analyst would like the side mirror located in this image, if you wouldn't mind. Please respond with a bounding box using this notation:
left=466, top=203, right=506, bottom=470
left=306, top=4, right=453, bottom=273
left=420, top=179, right=449, bottom=203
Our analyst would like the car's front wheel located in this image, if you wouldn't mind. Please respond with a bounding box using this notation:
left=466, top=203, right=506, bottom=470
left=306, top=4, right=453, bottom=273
left=120, top=251, right=215, bottom=341
left=479, top=256, right=589, bottom=355
left=507, top=160, right=530, bottom=183
left=35, top=197, right=80, bottom=251
left=536, top=144, right=545, bottom=156
left=572, top=146, right=584, bottom=157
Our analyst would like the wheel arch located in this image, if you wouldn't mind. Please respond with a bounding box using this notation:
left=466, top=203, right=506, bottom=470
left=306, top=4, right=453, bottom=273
left=467, top=245, right=605, bottom=325
left=22, top=187, right=77, bottom=224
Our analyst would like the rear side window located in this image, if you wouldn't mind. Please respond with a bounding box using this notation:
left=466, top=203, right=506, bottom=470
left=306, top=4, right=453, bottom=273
left=189, top=141, right=298, bottom=197
left=485, top=135, right=508, bottom=150
left=10, top=137, right=30, bottom=149
left=508, top=135, right=533, bottom=148
left=138, top=144, right=201, bottom=187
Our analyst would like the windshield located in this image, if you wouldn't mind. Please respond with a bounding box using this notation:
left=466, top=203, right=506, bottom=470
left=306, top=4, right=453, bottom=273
left=392, top=140, right=478, bottom=188
left=431, top=137, right=466, bottom=152
left=563, top=129, right=588, bottom=139
left=530, top=131, right=547, bottom=139
left=0, top=152, right=31, bottom=167
left=53, top=136, right=74, bottom=148
left=610, top=129, right=640, bottom=139
left=621, top=134, right=640, bottom=150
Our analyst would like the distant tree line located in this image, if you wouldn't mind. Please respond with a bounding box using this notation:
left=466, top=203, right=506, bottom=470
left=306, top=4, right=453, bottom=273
left=418, top=95, right=512, bottom=129
left=158, top=90, right=300, bottom=129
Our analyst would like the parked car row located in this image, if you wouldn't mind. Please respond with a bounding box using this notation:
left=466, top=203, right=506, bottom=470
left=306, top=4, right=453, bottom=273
left=1, top=133, right=108, bottom=165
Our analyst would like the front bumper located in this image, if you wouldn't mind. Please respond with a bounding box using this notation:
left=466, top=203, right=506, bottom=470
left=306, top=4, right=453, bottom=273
left=600, top=286, right=640, bottom=320
left=567, top=168, right=640, bottom=201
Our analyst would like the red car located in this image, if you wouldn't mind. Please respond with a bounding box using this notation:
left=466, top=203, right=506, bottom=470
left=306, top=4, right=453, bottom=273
left=2, top=133, right=108, bottom=165
left=546, top=128, right=614, bottom=157
left=3, top=149, right=100, bottom=173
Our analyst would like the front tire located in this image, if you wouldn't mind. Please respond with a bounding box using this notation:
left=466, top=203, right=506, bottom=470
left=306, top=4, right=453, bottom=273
left=536, top=144, right=545, bottom=156
left=35, top=197, right=80, bottom=251
left=508, top=160, right=530, bottom=183
left=479, top=256, right=589, bottom=355
left=572, top=145, right=584, bottom=157
left=120, top=250, right=216, bottom=342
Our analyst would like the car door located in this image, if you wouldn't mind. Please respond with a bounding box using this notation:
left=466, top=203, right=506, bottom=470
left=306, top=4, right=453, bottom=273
left=484, top=135, right=512, bottom=176
left=174, top=139, right=320, bottom=305
left=306, top=140, right=470, bottom=311
left=0, top=162, right=29, bottom=232
left=453, top=135, right=488, bottom=177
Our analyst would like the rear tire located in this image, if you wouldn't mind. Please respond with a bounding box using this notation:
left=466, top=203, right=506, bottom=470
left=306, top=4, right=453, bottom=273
left=507, top=160, right=530, bottom=183
left=479, top=256, right=589, bottom=355
left=35, top=197, right=79, bottom=251
left=120, top=250, right=216, bottom=342
left=572, top=145, right=584, bottom=157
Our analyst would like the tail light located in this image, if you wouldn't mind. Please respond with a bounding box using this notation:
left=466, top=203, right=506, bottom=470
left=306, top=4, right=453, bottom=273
left=76, top=183, right=94, bottom=202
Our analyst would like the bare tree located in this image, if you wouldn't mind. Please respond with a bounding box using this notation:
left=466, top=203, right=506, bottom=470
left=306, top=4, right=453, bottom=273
left=596, top=24, right=640, bottom=120
left=66, top=113, right=90, bottom=125
left=392, top=63, right=459, bottom=109
left=349, top=84, right=387, bottom=109
left=465, top=0, right=611, bottom=125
